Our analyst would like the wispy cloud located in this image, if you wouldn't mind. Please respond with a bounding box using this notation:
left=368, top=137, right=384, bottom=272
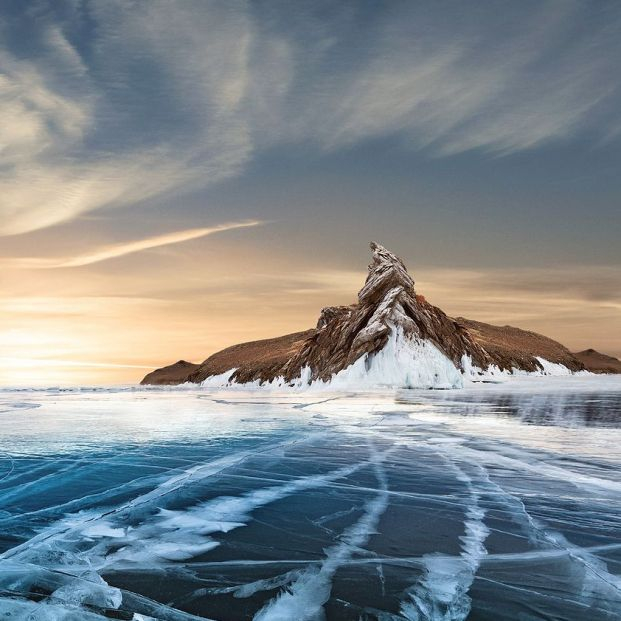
left=0, top=2, right=258, bottom=236
left=10, top=220, right=263, bottom=268
left=285, top=2, right=621, bottom=156
left=1, top=2, right=620, bottom=236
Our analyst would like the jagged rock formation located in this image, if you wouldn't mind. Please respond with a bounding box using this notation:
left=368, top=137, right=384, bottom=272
left=141, top=242, right=597, bottom=387
left=572, top=349, right=621, bottom=374
left=279, top=242, right=492, bottom=382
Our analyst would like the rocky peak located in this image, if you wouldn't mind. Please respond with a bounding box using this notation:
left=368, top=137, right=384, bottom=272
left=357, top=242, right=415, bottom=305
left=316, top=305, right=352, bottom=330
left=282, top=242, right=492, bottom=381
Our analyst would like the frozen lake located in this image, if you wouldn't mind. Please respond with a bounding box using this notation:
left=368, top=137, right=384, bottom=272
left=1, top=376, right=621, bottom=620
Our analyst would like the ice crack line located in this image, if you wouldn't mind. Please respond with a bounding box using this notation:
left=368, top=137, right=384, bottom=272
left=469, top=458, right=621, bottom=608
left=252, top=443, right=390, bottom=621
left=0, top=438, right=390, bottom=620
left=399, top=453, right=490, bottom=621
left=443, top=445, right=621, bottom=613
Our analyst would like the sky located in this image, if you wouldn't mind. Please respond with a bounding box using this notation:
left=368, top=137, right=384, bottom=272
left=1, top=0, right=620, bottom=386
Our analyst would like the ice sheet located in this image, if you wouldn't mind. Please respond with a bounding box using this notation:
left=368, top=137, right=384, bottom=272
left=0, top=380, right=620, bottom=619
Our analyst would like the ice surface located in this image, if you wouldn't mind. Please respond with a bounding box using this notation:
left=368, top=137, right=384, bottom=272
left=253, top=445, right=390, bottom=620
left=399, top=458, right=490, bottom=621
left=0, top=379, right=620, bottom=619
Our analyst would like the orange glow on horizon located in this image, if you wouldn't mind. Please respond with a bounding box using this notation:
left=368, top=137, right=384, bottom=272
left=2, top=242, right=619, bottom=387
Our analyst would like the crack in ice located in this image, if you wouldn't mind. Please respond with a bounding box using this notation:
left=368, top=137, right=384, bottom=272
left=399, top=455, right=490, bottom=621
left=252, top=443, right=390, bottom=621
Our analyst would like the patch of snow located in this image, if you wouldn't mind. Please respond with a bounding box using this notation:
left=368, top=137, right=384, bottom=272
left=201, top=368, right=237, bottom=387
left=535, top=357, right=574, bottom=376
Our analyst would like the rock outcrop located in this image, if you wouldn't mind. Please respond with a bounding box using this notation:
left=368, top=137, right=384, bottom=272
left=141, top=242, right=600, bottom=386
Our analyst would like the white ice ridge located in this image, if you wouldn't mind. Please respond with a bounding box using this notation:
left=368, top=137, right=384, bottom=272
left=399, top=457, right=490, bottom=621
left=102, top=450, right=383, bottom=566
left=253, top=443, right=390, bottom=621
left=0, top=441, right=303, bottom=619
left=0, top=446, right=275, bottom=562
left=0, top=598, right=112, bottom=620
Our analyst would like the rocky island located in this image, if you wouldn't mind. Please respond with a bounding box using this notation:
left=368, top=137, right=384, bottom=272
left=142, top=243, right=618, bottom=388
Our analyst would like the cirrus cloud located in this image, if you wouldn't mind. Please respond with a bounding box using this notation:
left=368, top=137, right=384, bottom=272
left=7, top=220, right=263, bottom=268
left=1, top=0, right=620, bottom=238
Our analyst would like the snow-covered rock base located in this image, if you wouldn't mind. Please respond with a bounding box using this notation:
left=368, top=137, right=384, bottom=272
left=461, top=354, right=589, bottom=385
left=201, top=329, right=585, bottom=391
left=327, top=328, right=464, bottom=390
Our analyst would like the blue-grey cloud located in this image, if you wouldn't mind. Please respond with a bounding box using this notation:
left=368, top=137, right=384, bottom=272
left=1, top=0, right=620, bottom=235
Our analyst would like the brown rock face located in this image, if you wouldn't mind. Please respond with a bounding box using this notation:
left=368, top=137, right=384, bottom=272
left=281, top=242, right=491, bottom=381
left=141, top=242, right=593, bottom=386
left=187, top=330, right=314, bottom=385
left=457, top=318, right=585, bottom=373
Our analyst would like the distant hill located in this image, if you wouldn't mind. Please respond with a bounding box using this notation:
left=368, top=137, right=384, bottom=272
left=456, top=318, right=581, bottom=374
left=141, top=360, right=200, bottom=385
left=572, top=349, right=621, bottom=374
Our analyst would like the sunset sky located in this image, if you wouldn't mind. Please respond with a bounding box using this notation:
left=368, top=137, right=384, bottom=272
left=1, top=0, right=620, bottom=386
